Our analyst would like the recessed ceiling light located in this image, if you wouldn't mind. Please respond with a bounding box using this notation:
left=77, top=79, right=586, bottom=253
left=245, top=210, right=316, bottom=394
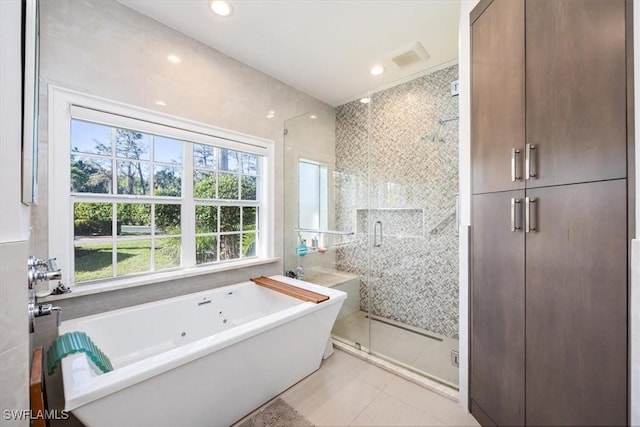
left=210, top=1, right=233, bottom=17
left=266, top=110, right=275, bottom=119
left=155, top=100, right=167, bottom=106
left=360, top=97, right=370, bottom=104
left=309, top=115, right=317, bottom=120
left=167, top=54, right=181, bottom=64
left=370, top=65, right=385, bottom=76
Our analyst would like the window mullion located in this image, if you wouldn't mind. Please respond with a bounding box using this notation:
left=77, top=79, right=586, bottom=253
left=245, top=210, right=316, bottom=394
left=217, top=203, right=221, bottom=263
left=150, top=204, right=156, bottom=272
left=182, top=143, right=196, bottom=267
left=240, top=204, right=244, bottom=259
left=112, top=201, right=118, bottom=277
left=149, top=134, right=155, bottom=197
left=111, top=128, right=117, bottom=195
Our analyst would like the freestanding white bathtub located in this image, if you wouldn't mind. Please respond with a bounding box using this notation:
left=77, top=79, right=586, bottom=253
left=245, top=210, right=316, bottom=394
left=58, top=275, right=346, bottom=427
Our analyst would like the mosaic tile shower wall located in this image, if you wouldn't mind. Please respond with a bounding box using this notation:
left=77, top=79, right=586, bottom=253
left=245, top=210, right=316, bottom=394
left=335, top=65, right=459, bottom=338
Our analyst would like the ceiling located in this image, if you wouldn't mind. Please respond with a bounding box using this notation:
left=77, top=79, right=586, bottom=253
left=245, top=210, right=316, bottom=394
left=119, top=1, right=460, bottom=106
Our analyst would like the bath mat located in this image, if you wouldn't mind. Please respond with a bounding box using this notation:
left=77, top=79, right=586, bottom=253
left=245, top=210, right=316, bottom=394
left=236, top=398, right=314, bottom=427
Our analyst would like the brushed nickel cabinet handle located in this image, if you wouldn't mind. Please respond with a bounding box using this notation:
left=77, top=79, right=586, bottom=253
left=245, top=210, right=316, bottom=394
left=511, top=198, right=522, bottom=232
left=511, top=148, right=522, bottom=182
left=525, top=144, right=537, bottom=179
left=525, top=197, right=537, bottom=233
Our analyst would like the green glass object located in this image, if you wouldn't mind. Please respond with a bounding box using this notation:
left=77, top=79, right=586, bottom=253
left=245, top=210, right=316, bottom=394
left=46, top=331, right=113, bottom=376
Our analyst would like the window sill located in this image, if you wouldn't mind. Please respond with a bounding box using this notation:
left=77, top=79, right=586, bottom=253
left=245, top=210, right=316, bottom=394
left=37, top=257, right=281, bottom=303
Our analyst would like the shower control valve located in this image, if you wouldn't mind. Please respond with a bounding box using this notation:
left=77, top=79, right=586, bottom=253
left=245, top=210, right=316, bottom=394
left=28, top=255, right=63, bottom=289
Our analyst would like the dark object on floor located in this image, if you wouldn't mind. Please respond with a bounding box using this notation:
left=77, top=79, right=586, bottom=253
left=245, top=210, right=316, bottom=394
left=236, top=398, right=314, bottom=427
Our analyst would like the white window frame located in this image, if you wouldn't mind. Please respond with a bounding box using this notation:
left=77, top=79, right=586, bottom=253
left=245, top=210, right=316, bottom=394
left=298, top=158, right=329, bottom=231
left=49, top=86, right=275, bottom=292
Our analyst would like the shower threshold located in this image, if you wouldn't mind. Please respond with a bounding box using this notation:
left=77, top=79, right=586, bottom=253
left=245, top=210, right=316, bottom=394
left=331, top=310, right=459, bottom=388
left=331, top=339, right=459, bottom=400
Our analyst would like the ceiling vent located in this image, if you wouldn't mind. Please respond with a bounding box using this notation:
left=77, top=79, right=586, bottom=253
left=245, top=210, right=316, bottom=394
left=391, top=42, right=430, bottom=68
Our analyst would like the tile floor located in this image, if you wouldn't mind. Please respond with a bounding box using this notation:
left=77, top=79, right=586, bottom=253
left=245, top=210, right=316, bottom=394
left=332, top=311, right=459, bottom=387
left=278, top=349, right=479, bottom=427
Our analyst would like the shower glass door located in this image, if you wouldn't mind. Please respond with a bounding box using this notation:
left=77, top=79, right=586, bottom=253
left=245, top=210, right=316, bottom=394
left=284, top=63, right=460, bottom=389
left=366, top=70, right=460, bottom=387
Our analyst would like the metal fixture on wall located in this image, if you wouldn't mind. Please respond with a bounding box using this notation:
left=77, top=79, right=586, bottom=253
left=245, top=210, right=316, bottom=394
left=27, top=256, right=63, bottom=333
left=421, top=116, right=459, bottom=143
left=27, top=256, right=62, bottom=287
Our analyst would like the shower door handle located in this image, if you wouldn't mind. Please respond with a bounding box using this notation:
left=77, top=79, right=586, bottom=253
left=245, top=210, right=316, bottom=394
left=525, top=144, right=536, bottom=179
left=455, top=194, right=460, bottom=236
left=374, top=221, right=382, bottom=247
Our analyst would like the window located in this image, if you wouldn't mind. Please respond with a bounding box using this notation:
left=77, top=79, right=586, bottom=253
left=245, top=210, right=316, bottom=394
left=298, top=160, right=328, bottom=242
left=50, top=88, right=273, bottom=287
left=193, top=146, right=260, bottom=264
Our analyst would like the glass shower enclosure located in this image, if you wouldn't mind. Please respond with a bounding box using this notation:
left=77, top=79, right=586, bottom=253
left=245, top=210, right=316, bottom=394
left=284, top=65, right=460, bottom=388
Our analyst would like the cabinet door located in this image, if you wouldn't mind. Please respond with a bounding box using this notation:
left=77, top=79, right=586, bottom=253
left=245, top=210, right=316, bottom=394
left=526, top=0, right=627, bottom=188
left=471, top=0, right=525, bottom=194
left=471, top=191, right=525, bottom=426
left=526, top=180, right=627, bottom=426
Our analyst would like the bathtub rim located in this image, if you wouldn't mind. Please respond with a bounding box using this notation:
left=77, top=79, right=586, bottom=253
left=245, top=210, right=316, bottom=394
left=60, top=275, right=346, bottom=411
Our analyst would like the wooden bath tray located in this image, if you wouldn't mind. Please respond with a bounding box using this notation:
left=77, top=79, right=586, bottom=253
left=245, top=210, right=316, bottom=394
left=250, top=276, right=329, bottom=304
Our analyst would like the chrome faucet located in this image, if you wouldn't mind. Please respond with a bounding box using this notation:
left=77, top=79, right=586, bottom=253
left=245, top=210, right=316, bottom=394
left=28, top=291, right=63, bottom=332
left=27, top=256, right=64, bottom=332
left=28, top=256, right=62, bottom=288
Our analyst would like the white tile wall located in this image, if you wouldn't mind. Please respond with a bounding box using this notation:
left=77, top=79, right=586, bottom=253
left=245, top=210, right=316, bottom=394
left=0, top=243, right=29, bottom=354
left=0, top=343, right=29, bottom=427
left=0, top=241, right=30, bottom=427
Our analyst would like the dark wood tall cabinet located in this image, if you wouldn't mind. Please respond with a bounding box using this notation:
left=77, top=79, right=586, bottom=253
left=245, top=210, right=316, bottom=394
left=526, top=0, right=627, bottom=188
left=471, top=0, right=525, bottom=194
left=471, top=191, right=525, bottom=426
left=470, top=1, right=631, bottom=426
left=525, top=180, right=627, bottom=426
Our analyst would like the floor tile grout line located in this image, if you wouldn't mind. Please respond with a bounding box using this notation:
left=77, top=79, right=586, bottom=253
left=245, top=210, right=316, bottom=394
left=347, top=386, right=384, bottom=426
left=283, top=350, right=478, bottom=427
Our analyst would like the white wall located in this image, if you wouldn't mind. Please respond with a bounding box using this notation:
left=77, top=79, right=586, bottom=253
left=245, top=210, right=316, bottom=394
left=33, top=0, right=336, bottom=413
left=458, top=0, right=479, bottom=413
left=34, top=0, right=334, bottom=291
left=0, top=0, right=32, bottom=425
